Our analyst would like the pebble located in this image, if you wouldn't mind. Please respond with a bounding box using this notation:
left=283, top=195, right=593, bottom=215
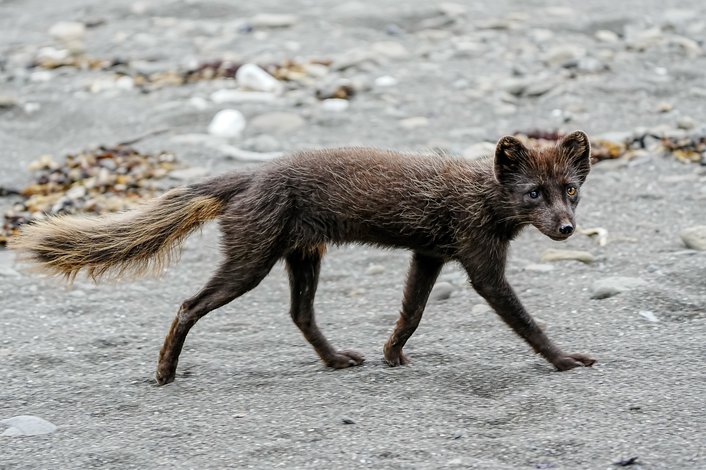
left=366, top=264, right=385, bottom=275
left=249, top=112, right=304, bottom=134
left=374, top=75, right=398, bottom=87
left=471, top=303, right=491, bottom=315
left=48, top=21, right=86, bottom=42
left=1, top=416, right=57, bottom=436
left=430, top=282, right=455, bottom=302
left=541, top=249, right=595, bottom=264
left=208, top=109, right=247, bottom=138
left=0, top=95, right=18, bottom=109
left=249, top=14, right=298, bottom=28
left=398, top=116, right=429, bottom=129
left=594, top=29, right=620, bottom=43
left=680, top=226, right=706, bottom=250
left=590, top=277, right=647, bottom=299
left=638, top=310, right=659, bottom=322
left=341, top=417, right=356, bottom=425
left=542, top=45, right=586, bottom=66
left=676, top=116, right=696, bottom=130
left=235, top=64, right=284, bottom=94
left=321, top=98, right=350, bottom=112
left=656, top=102, right=673, bottom=113
left=211, top=89, right=277, bottom=104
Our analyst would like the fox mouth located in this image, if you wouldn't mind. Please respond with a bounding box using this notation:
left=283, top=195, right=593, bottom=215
left=548, top=233, right=572, bottom=241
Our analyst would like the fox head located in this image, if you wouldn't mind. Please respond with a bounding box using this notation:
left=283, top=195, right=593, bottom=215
left=493, top=131, right=591, bottom=241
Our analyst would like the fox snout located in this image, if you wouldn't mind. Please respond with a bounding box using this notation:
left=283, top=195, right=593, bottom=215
left=544, top=216, right=575, bottom=240
left=558, top=222, right=574, bottom=236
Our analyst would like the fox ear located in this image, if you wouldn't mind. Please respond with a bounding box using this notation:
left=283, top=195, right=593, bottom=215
left=494, top=135, right=530, bottom=182
left=559, top=130, right=591, bottom=184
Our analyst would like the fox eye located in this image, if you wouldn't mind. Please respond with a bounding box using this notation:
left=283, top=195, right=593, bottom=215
left=567, top=186, right=577, bottom=197
left=528, top=190, right=540, bottom=199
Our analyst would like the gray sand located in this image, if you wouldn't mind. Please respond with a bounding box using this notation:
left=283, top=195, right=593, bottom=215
left=1, top=1, right=705, bottom=468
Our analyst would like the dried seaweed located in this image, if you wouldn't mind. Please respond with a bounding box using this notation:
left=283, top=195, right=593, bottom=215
left=0, top=146, right=179, bottom=245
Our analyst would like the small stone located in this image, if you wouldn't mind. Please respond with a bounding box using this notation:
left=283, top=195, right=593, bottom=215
left=249, top=14, right=298, bottom=28
left=638, top=310, right=659, bottom=322
left=399, top=116, right=429, bottom=129
left=590, top=277, right=647, bottom=299
left=249, top=112, right=304, bottom=134
left=676, top=116, right=696, bottom=130
left=0, top=95, right=18, bottom=109
left=1, top=416, right=57, bottom=436
left=595, top=29, right=620, bottom=43
left=374, top=75, right=398, bottom=87
left=656, top=102, right=673, bottom=113
left=29, top=70, right=53, bottom=82
left=430, top=282, right=455, bottom=301
left=541, top=249, right=595, bottom=264
left=680, top=226, right=706, bottom=250
left=542, top=45, right=586, bottom=66
left=471, top=303, right=490, bottom=315
left=341, top=417, right=356, bottom=425
left=211, top=89, right=277, bottom=104
left=463, top=142, right=495, bottom=160
left=207, top=109, right=247, bottom=138
left=48, top=21, right=86, bottom=42
left=235, top=64, right=283, bottom=94
left=321, top=98, right=349, bottom=112
left=366, top=264, right=385, bottom=275
left=670, top=36, right=702, bottom=57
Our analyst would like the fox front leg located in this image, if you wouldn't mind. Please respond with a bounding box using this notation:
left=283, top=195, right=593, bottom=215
left=464, top=261, right=595, bottom=371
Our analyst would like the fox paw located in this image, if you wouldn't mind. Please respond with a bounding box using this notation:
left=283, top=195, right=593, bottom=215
left=155, top=367, right=176, bottom=386
left=383, top=350, right=410, bottom=367
left=325, top=350, right=365, bottom=369
left=553, top=353, right=596, bottom=371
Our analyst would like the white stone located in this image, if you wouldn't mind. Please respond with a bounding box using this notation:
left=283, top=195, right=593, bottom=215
left=29, top=70, right=53, bottom=82
left=680, top=226, right=706, bottom=250
left=321, top=98, right=349, bottom=112
left=250, top=14, right=298, bottom=28
left=49, top=21, right=86, bottom=42
left=366, top=264, right=385, bottom=275
left=591, top=277, right=647, bottom=299
left=1, top=416, right=57, bottom=436
left=374, top=75, right=398, bottom=87
left=594, top=30, right=620, bottom=43
left=235, top=64, right=283, bottom=94
left=541, top=249, right=595, bottom=264
left=399, top=116, right=429, bottom=129
left=207, top=109, right=246, bottom=138
left=211, top=89, right=277, bottom=104
left=430, top=282, right=455, bottom=301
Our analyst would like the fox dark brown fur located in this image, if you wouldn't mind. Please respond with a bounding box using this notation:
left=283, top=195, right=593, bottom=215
left=12, top=131, right=596, bottom=385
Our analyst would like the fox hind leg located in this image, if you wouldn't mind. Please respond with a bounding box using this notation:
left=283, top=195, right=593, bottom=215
left=286, top=245, right=364, bottom=368
left=156, top=252, right=279, bottom=385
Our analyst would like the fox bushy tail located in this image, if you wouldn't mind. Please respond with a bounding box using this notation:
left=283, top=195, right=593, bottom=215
left=11, top=186, right=225, bottom=281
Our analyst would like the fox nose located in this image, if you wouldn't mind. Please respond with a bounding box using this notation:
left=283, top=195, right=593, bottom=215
left=559, top=224, right=574, bottom=235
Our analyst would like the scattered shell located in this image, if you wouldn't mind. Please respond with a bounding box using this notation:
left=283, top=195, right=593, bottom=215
left=1, top=146, right=180, bottom=245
